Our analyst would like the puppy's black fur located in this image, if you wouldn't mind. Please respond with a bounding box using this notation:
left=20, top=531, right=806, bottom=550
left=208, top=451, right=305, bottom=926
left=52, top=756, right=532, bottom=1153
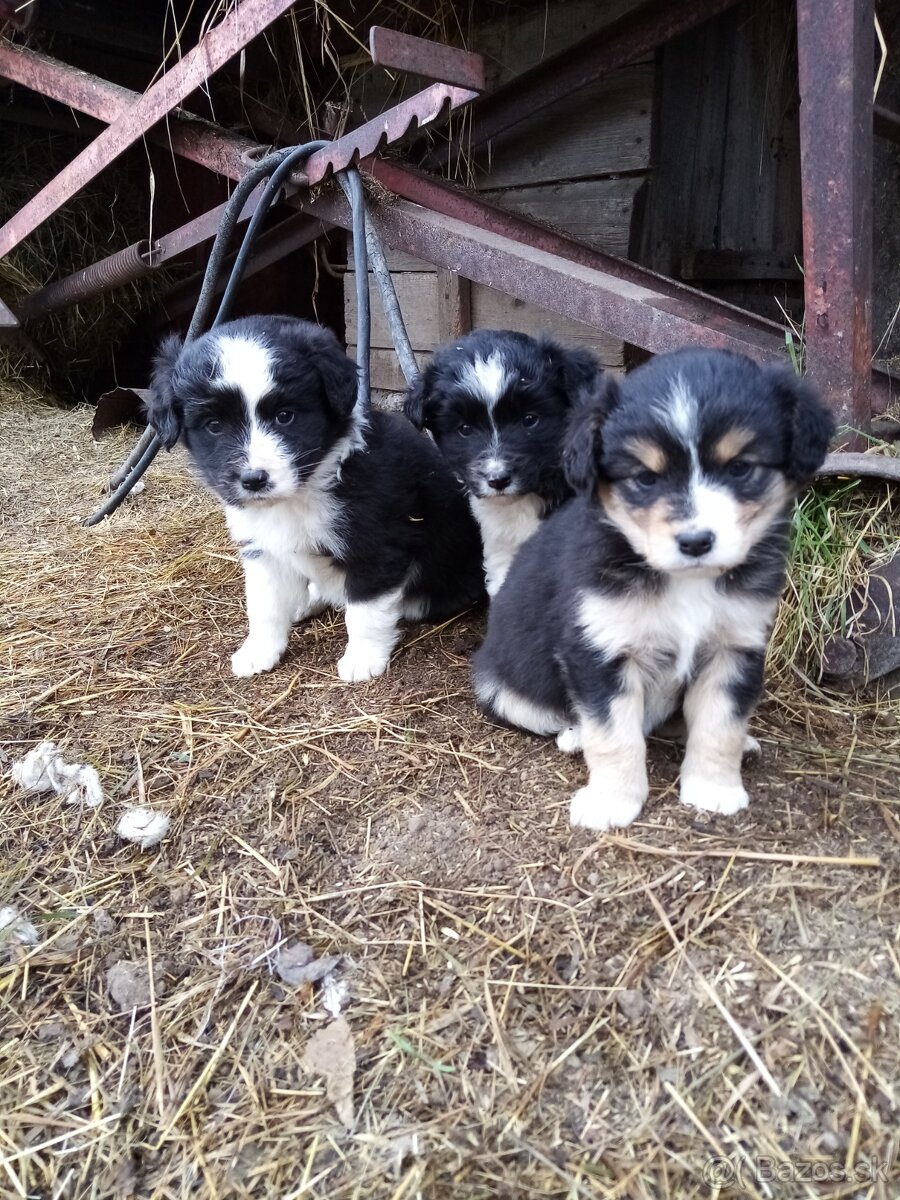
left=473, top=348, right=834, bottom=830
left=148, top=315, right=485, bottom=680
left=405, top=329, right=601, bottom=594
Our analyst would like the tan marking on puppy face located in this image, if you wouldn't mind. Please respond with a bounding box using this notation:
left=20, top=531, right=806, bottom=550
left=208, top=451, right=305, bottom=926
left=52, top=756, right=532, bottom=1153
left=712, top=427, right=756, bottom=464
left=624, top=438, right=667, bottom=474
left=598, top=483, right=679, bottom=563
left=736, top=474, right=790, bottom=537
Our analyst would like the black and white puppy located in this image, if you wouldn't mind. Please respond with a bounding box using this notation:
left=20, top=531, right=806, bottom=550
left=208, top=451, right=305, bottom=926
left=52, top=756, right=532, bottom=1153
left=148, top=314, right=485, bottom=682
left=405, top=330, right=600, bottom=595
left=473, top=348, right=834, bottom=830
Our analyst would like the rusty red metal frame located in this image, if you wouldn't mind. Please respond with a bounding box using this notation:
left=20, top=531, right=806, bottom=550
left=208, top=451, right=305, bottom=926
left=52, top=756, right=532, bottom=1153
left=306, top=186, right=786, bottom=363
left=797, top=0, right=874, bottom=434
left=369, top=26, right=485, bottom=91
left=3, top=46, right=475, bottom=320
left=421, top=0, right=744, bottom=167
left=0, top=0, right=297, bottom=256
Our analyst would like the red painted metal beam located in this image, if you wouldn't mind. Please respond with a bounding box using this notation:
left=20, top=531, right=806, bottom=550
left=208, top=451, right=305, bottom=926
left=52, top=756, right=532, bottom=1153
left=365, top=161, right=787, bottom=358
left=0, top=41, right=257, bottom=178
left=304, top=188, right=785, bottom=362
left=0, top=0, right=297, bottom=256
left=797, top=0, right=874, bottom=432
left=369, top=27, right=485, bottom=91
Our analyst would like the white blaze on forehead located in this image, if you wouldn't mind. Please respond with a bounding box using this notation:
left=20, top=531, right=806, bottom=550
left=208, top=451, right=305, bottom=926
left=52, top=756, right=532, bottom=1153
left=460, top=352, right=511, bottom=409
left=216, top=335, right=273, bottom=411
left=663, top=375, right=698, bottom=445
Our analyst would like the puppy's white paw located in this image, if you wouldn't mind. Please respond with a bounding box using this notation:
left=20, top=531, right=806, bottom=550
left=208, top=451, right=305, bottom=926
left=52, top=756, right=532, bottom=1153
left=680, top=775, right=749, bottom=816
left=337, top=645, right=390, bottom=683
left=231, top=638, right=284, bottom=677
left=556, top=726, right=582, bottom=754
left=742, top=734, right=761, bottom=758
left=569, top=783, right=645, bottom=831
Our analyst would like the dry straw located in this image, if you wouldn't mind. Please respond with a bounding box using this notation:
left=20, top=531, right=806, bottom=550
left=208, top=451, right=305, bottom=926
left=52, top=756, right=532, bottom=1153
left=1, top=393, right=898, bottom=1196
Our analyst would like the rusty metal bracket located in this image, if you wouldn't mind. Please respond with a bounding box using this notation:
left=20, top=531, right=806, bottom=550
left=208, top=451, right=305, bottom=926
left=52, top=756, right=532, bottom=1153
left=369, top=26, right=485, bottom=91
left=0, top=0, right=298, bottom=257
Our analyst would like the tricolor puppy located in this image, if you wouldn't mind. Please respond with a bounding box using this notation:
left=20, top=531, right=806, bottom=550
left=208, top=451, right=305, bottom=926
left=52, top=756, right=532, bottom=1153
left=404, top=330, right=600, bottom=595
left=148, top=315, right=485, bottom=682
left=473, top=348, right=833, bottom=830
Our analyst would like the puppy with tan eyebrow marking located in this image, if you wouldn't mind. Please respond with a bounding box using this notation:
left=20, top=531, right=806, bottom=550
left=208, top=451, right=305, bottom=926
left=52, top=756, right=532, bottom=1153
left=473, top=348, right=834, bottom=831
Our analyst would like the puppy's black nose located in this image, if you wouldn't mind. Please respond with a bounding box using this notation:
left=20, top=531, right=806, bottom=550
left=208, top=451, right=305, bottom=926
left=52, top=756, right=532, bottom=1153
left=487, top=474, right=512, bottom=491
left=240, top=469, right=270, bottom=492
left=677, top=530, right=715, bottom=558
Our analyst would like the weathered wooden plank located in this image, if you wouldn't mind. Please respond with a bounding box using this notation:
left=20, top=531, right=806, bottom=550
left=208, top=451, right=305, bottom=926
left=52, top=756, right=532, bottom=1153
left=345, top=272, right=440, bottom=351
left=437, top=270, right=472, bottom=340
left=475, top=66, right=652, bottom=187
left=470, top=285, right=623, bottom=367
left=349, top=347, right=431, bottom=393
left=482, top=176, right=643, bottom=257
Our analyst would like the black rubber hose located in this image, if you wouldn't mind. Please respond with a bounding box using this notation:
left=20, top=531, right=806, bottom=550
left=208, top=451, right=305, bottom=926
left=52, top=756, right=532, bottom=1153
left=84, top=145, right=325, bottom=526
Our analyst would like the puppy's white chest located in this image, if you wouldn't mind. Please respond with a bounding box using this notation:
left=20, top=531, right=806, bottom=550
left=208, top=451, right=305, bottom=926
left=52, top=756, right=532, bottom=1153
left=226, top=491, right=347, bottom=600
left=579, top=575, right=774, bottom=680
left=471, top=493, right=544, bottom=595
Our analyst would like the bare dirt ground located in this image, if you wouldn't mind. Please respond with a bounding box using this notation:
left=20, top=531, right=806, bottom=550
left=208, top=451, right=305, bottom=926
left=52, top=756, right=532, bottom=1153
left=1, top=398, right=899, bottom=1199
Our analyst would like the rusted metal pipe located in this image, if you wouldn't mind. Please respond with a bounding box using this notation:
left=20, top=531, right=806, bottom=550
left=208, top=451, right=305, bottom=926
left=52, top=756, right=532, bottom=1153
left=797, top=0, right=874, bottom=433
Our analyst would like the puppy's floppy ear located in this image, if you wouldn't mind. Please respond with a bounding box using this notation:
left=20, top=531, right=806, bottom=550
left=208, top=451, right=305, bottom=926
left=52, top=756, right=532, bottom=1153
left=147, top=332, right=185, bottom=450
left=562, top=372, right=621, bottom=493
left=763, top=366, right=835, bottom=483
left=552, top=342, right=602, bottom=402
left=403, top=363, right=435, bottom=430
left=317, top=346, right=360, bottom=419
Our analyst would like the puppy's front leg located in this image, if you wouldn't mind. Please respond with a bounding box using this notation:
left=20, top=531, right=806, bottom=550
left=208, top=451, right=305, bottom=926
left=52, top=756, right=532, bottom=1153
left=337, top=588, right=404, bottom=682
left=568, top=659, right=647, bottom=831
left=680, top=647, right=764, bottom=815
left=231, top=552, right=302, bottom=677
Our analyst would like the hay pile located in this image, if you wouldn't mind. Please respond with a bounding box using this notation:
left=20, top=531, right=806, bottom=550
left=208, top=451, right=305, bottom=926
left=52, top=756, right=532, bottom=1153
left=0, top=131, right=177, bottom=405
left=1, top=397, right=899, bottom=1197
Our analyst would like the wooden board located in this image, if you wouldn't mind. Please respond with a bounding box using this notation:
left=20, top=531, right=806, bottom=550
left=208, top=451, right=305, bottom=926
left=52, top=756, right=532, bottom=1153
left=481, top=176, right=643, bottom=258
left=474, top=67, right=652, bottom=188
left=345, top=272, right=440, bottom=351
left=349, top=347, right=431, bottom=394
left=637, top=0, right=802, bottom=281
left=470, top=285, right=624, bottom=368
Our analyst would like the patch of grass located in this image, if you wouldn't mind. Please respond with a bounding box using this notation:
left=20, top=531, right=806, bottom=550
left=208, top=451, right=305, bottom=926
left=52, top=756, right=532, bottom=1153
left=772, top=476, right=900, bottom=683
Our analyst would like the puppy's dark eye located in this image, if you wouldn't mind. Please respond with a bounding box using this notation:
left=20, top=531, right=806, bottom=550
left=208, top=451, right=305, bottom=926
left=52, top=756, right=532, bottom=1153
left=458, top=423, right=473, bottom=438
left=725, top=459, right=754, bottom=479
left=205, top=418, right=223, bottom=435
left=522, top=414, right=539, bottom=428
left=275, top=409, right=295, bottom=427
left=633, top=470, right=658, bottom=488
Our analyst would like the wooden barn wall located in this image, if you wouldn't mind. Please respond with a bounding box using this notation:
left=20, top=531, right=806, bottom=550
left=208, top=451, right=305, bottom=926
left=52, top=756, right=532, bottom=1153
left=344, top=0, right=651, bottom=396
left=632, top=0, right=804, bottom=326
